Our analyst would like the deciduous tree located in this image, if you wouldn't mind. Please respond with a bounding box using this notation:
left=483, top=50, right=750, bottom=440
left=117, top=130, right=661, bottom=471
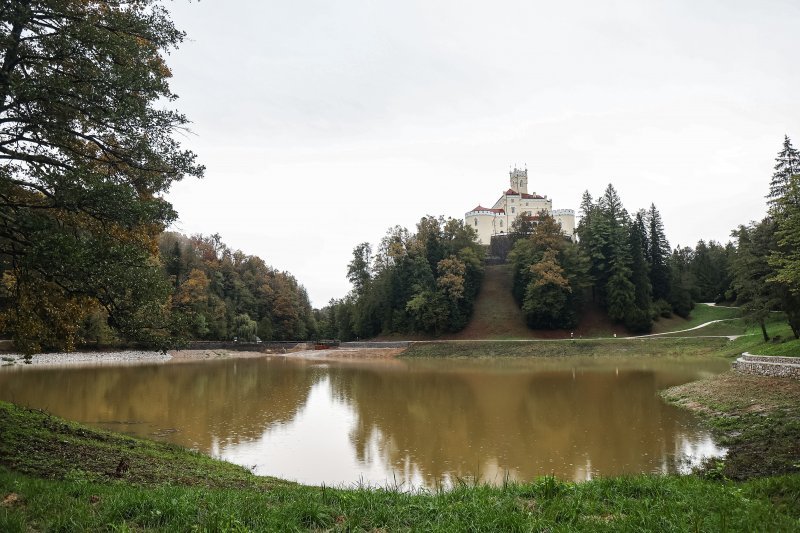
left=0, top=1, right=203, bottom=351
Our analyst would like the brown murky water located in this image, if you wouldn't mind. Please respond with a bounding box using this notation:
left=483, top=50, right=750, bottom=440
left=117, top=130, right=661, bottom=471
left=0, top=355, right=729, bottom=488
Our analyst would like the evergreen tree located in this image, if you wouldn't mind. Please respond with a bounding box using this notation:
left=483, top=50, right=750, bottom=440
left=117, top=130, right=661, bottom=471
left=768, top=172, right=800, bottom=338
left=167, top=242, right=184, bottom=288
left=767, top=135, right=800, bottom=211
left=575, top=191, right=605, bottom=303
left=733, top=220, right=781, bottom=341
left=668, top=247, right=694, bottom=318
left=647, top=204, right=672, bottom=302
left=599, top=185, right=635, bottom=319
left=690, top=240, right=734, bottom=303
left=626, top=211, right=653, bottom=332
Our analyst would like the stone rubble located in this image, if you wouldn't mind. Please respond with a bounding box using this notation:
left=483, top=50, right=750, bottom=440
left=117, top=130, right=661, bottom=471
left=0, top=351, right=171, bottom=367
left=733, top=353, right=800, bottom=380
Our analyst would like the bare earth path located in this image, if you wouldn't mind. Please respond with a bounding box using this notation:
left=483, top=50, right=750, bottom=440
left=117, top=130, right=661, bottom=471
left=447, top=264, right=533, bottom=339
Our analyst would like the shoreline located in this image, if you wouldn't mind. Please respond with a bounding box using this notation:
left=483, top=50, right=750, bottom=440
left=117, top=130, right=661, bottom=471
left=0, top=346, right=404, bottom=368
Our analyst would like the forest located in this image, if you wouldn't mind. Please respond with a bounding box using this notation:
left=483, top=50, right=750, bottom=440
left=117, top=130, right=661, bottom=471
left=3, top=136, right=800, bottom=350
left=321, top=137, right=800, bottom=341
left=159, top=233, right=316, bottom=343
left=0, top=0, right=797, bottom=351
left=316, top=217, right=485, bottom=340
left=505, top=136, right=800, bottom=338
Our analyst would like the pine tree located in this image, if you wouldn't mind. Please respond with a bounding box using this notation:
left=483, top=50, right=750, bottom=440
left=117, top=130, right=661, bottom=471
left=733, top=220, right=781, bottom=341
left=576, top=191, right=605, bottom=303
left=767, top=136, right=800, bottom=211
left=768, top=173, right=800, bottom=338
left=668, top=247, right=694, bottom=318
left=647, top=204, right=672, bottom=302
left=627, top=212, right=653, bottom=332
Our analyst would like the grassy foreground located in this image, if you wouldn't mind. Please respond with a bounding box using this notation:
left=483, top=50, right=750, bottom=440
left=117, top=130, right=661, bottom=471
left=1, top=402, right=799, bottom=531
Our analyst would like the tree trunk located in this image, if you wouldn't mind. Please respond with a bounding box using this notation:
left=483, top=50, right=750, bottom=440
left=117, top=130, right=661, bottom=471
left=760, top=319, right=769, bottom=342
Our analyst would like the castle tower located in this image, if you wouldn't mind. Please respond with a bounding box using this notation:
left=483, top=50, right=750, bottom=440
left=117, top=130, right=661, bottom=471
left=509, top=167, right=528, bottom=194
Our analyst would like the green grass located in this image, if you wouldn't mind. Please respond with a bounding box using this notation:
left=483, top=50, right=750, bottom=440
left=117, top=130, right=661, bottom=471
left=656, top=318, right=747, bottom=337
left=650, top=304, right=742, bottom=335
left=403, top=337, right=733, bottom=358
left=732, top=317, right=800, bottom=356
left=757, top=338, right=800, bottom=357
left=3, top=467, right=799, bottom=532
left=0, top=402, right=287, bottom=491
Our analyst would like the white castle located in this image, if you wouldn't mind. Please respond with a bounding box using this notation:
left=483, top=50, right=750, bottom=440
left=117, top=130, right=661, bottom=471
left=465, top=167, right=575, bottom=245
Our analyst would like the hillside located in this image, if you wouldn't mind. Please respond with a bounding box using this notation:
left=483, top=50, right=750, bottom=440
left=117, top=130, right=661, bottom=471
left=445, top=265, right=624, bottom=340
left=445, top=265, right=531, bottom=339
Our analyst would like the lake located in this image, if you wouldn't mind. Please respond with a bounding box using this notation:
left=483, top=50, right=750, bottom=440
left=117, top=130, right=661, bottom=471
left=0, top=354, right=729, bottom=488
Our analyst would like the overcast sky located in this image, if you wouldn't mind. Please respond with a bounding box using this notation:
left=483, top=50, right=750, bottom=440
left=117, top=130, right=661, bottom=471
left=162, top=0, right=800, bottom=307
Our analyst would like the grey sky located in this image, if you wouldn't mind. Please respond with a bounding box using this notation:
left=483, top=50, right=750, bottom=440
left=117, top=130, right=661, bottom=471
left=162, top=0, right=800, bottom=307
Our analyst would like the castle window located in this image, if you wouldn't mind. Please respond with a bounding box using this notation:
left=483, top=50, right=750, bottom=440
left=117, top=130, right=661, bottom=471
left=499, top=220, right=503, bottom=227
left=474, top=218, right=478, bottom=226
left=511, top=207, right=515, bottom=214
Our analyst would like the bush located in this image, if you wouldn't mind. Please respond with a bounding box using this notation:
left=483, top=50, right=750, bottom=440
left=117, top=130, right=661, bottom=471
left=652, top=299, right=673, bottom=319
left=625, top=307, right=653, bottom=333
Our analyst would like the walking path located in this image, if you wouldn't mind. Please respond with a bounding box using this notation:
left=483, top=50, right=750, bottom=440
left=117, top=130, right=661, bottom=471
left=634, top=319, right=740, bottom=340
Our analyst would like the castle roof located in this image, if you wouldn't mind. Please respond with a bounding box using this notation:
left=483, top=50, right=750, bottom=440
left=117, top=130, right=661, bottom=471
left=469, top=205, right=505, bottom=214
left=503, top=189, right=545, bottom=199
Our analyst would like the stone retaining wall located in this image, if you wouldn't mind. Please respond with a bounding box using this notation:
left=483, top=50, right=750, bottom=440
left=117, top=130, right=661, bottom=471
left=733, top=353, right=800, bottom=380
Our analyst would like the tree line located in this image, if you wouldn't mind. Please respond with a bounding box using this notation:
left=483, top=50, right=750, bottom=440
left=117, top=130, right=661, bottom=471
left=729, top=136, right=800, bottom=340
left=508, top=136, right=800, bottom=339
left=507, top=187, right=691, bottom=333
left=160, top=232, right=317, bottom=343
left=315, top=216, right=484, bottom=340
left=0, top=3, right=318, bottom=353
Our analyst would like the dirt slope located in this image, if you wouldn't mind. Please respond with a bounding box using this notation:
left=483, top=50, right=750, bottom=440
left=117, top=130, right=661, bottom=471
left=446, top=264, right=533, bottom=339
left=446, top=264, right=625, bottom=340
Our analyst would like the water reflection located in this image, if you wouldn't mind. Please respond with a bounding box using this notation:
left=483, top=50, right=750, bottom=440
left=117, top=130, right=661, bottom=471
left=0, top=355, right=728, bottom=487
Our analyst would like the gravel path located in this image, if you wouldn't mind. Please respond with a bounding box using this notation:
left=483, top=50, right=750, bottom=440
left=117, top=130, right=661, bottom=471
left=0, top=347, right=404, bottom=368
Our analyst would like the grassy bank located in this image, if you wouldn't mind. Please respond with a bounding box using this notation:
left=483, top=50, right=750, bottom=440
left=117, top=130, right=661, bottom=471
left=650, top=304, right=741, bottom=334
left=403, top=337, right=733, bottom=358
left=1, top=402, right=799, bottom=531
left=663, top=371, right=800, bottom=481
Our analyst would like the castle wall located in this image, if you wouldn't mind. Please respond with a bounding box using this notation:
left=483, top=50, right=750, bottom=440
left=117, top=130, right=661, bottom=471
left=553, top=209, right=576, bottom=238
left=465, top=168, right=574, bottom=244
left=467, top=212, right=499, bottom=245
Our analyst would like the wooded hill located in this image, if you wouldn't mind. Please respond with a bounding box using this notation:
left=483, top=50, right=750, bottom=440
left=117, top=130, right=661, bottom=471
left=323, top=136, right=800, bottom=341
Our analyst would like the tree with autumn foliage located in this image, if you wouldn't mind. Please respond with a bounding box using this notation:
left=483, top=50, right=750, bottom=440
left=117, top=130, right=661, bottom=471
left=0, top=1, right=203, bottom=352
left=509, top=212, right=589, bottom=329
left=321, top=216, right=484, bottom=339
left=158, top=232, right=317, bottom=342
